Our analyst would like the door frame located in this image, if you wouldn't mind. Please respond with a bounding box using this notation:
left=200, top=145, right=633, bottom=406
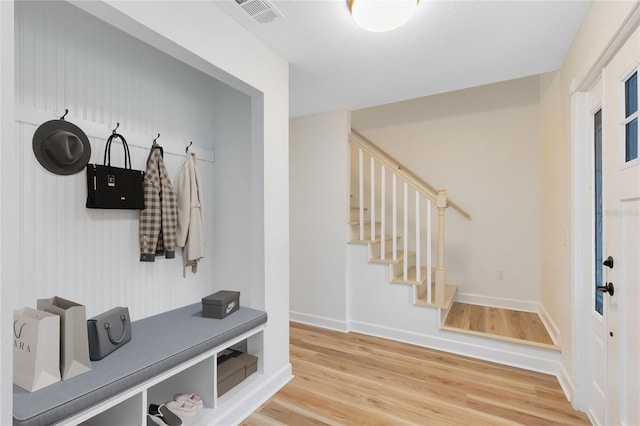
left=570, top=3, right=640, bottom=417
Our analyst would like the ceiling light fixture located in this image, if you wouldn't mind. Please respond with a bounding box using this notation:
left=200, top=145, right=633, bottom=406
left=348, top=0, right=419, bottom=33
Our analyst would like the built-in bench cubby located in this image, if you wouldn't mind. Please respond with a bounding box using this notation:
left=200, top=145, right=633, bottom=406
left=78, top=394, right=144, bottom=426
left=13, top=303, right=267, bottom=426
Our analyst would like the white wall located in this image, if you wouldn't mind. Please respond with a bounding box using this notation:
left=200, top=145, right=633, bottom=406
left=351, top=76, right=542, bottom=308
left=12, top=0, right=253, bottom=318
left=538, top=0, right=638, bottom=408
left=289, top=110, right=350, bottom=330
left=1, top=0, right=290, bottom=423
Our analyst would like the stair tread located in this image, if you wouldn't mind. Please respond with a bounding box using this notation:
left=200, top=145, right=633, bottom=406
left=414, top=283, right=457, bottom=310
left=350, top=235, right=400, bottom=245
left=370, top=251, right=415, bottom=264
left=391, top=266, right=433, bottom=284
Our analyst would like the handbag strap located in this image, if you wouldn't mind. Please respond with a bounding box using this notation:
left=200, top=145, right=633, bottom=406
left=103, top=133, right=132, bottom=170
left=104, top=314, right=128, bottom=344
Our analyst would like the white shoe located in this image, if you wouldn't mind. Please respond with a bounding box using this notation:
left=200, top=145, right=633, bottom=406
left=174, top=393, right=203, bottom=408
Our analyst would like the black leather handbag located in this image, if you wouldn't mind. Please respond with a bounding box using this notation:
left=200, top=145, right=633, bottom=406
left=86, top=132, right=145, bottom=209
left=87, top=307, right=132, bottom=361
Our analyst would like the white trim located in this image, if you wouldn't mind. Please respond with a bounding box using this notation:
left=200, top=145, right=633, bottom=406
left=571, top=87, right=592, bottom=414
left=215, top=363, right=293, bottom=426
left=557, top=361, right=576, bottom=404
left=455, top=292, right=538, bottom=313
left=289, top=311, right=349, bottom=332
left=539, top=303, right=561, bottom=346
left=575, top=2, right=640, bottom=93
left=348, top=319, right=561, bottom=375
left=15, top=104, right=216, bottom=163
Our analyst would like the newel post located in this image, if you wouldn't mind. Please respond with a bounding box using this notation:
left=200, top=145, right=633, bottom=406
left=435, top=189, right=448, bottom=306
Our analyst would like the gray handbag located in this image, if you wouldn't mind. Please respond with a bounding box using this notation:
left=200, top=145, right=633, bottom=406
left=87, top=307, right=132, bottom=361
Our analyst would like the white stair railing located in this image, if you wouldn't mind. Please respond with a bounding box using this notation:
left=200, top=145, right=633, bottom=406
left=350, top=130, right=466, bottom=304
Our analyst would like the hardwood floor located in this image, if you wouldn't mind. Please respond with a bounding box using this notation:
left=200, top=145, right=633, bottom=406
left=443, top=303, right=556, bottom=348
left=242, top=322, right=588, bottom=425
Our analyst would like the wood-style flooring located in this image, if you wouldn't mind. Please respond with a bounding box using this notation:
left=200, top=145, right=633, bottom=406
left=242, top=322, right=588, bottom=425
left=443, top=303, right=557, bottom=349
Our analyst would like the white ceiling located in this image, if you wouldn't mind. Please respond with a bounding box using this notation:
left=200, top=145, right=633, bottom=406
left=217, top=0, right=592, bottom=118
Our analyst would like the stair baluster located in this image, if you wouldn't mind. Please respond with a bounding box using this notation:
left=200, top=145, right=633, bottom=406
left=427, top=198, right=432, bottom=303
left=435, top=190, right=447, bottom=306
left=381, top=165, right=386, bottom=260
left=415, top=190, right=421, bottom=283
left=358, top=148, right=364, bottom=241
left=403, top=181, right=409, bottom=281
left=370, top=157, right=376, bottom=241
left=392, top=173, right=397, bottom=261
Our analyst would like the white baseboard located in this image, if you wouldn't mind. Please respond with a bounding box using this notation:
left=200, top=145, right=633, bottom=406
left=538, top=304, right=561, bottom=345
left=217, top=363, right=293, bottom=425
left=348, top=319, right=560, bottom=375
left=556, top=361, right=575, bottom=405
left=456, top=292, right=539, bottom=312
left=290, top=310, right=349, bottom=332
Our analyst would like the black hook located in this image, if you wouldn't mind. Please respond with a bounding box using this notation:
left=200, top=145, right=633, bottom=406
left=112, top=122, right=120, bottom=135
left=186, top=141, right=193, bottom=153
left=153, top=133, right=160, bottom=145
left=60, top=109, right=69, bottom=120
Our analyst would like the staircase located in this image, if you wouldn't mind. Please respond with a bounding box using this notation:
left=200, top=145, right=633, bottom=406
left=346, top=131, right=561, bottom=376
left=348, top=130, right=469, bottom=318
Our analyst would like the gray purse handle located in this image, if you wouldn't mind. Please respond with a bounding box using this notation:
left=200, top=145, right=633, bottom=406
left=104, top=314, right=128, bottom=344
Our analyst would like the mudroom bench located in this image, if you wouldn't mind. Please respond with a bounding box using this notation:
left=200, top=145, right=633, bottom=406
left=13, top=303, right=268, bottom=426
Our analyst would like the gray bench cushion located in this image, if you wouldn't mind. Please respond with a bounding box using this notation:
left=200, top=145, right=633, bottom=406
left=13, top=303, right=267, bottom=426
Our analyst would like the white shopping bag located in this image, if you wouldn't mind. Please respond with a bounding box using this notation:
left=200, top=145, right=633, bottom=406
left=13, top=307, right=61, bottom=392
left=37, top=297, right=92, bottom=380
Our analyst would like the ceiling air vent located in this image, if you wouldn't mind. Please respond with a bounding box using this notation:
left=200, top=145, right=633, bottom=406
left=235, top=0, right=284, bottom=24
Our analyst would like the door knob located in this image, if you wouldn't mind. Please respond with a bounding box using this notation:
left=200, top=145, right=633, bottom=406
left=603, top=256, right=614, bottom=269
left=597, top=282, right=614, bottom=296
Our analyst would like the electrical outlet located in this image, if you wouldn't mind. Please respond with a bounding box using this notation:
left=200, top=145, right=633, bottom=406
left=496, top=269, right=505, bottom=280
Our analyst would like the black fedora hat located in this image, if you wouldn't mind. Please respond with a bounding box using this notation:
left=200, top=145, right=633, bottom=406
left=32, top=119, right=91, bottom=175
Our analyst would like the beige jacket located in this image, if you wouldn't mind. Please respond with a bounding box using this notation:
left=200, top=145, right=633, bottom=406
left=176, top=152, right=205, bottom=275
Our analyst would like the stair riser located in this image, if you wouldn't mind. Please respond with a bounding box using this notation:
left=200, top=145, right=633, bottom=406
left=369, top=238, right=397, bottom=257
left=388, top=258, right=416, bottom=281
left=370, top=239, right=407, bottom=259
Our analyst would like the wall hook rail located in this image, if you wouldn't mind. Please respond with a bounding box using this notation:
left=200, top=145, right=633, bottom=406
left=60, top=109, right=69, bottom=120
left=153, top=133, right=160, bottom=145
left=185, top=141, right=193, bottom=153
left=112, top=122, right=120, bottom=134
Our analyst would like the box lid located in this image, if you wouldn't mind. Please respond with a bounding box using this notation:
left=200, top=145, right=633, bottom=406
left=202, top=290, right=240, bottom=306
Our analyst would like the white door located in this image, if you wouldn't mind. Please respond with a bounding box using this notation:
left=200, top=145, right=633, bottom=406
left=597, top=27, right=640, bottom=426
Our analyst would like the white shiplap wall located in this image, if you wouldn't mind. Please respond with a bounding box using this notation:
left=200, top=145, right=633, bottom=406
left=13, top=0, right=253, bottom=320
